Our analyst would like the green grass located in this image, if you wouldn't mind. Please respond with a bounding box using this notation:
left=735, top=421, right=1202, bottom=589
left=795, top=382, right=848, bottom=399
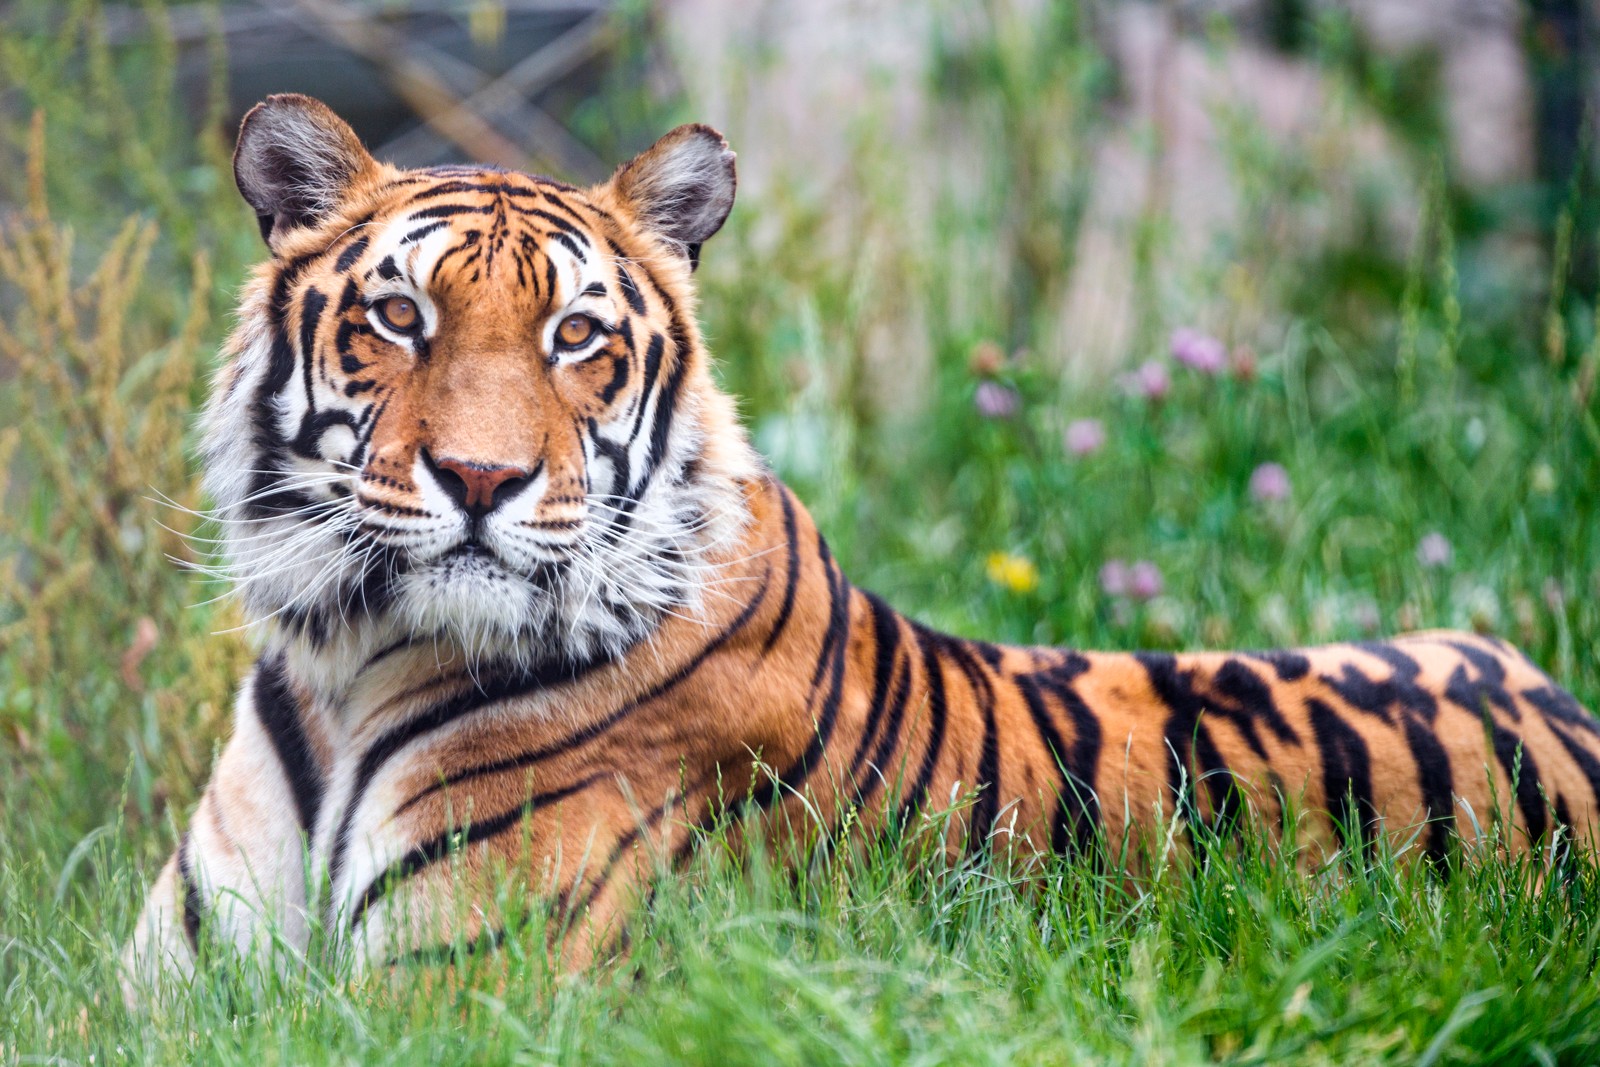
left=8, top=798, right=1600, bottom=1064
left=5, top=2, right=1600, bottom=1063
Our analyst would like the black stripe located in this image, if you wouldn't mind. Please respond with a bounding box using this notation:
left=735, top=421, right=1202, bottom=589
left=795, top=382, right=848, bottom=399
left=296, top=283, right=326, bottom=435
left=512, top=242, right=530, bottom=288
left=1326, top=644, right=1455, bottom=861
left=748, top=541, right=850, bottom=811
left=335, top=277, right=363, bottom=315
left=568, top=786, right=687, bottom=921
left=242, top=255, right=316, bottom=518
left=293, top=407, right=363, bottom=461
left=596, top=351, right=632, bottom=407
left=360, top=634, right=428, bottom=674
left=549, top=229, right=588, bottom=263
left=800, top=536, right=844, bottom=696
left=586, top=417, right=632, bottom=515
left=387, top=924, right=512, bottom=968
left=1487, top=725, right=1548, bottom=843
left=1401, top=716, right=1457, bottom=864
left=1210, top=657, right=1301, bottom=752
left=761, top=486, right=803, bottom=657
left=547, top=181, right=598, bottom=207
left=350, top=774, right=603, bottom=928
left=522, top=206, right=590, bottom=240
left=569, top=749, right=733, bottom=921
left=335, top=319, right=375, bottom=360
left=1017, top=675, right=1072, bottom=853
left=901, top=624, right=950, bottom=820
left=433, top=238, right=482, bottom=284
left=1523, top=684, right=1600, bottom=738
left=611, top=332, right=667, bottom=498
left=1444, top=641, right=1520, bottom=721
left=1547, top=720, right=1600, bottom=815
left=351, top=394, right=391, bottom=466
left=540, top=188, right=596, bottom=222
left=1354, top=643, right=1440, bottom=721
left=1252, top=650, right=1310, bottom=682
left=252, top=654, right=323, bottom=833
left=1019, top=673, right=1104, bottom=857
left=1191, top=718, right=1239, bottom=837
left=971, top=695, right=1001, bottom=849
left=1025, top=652, right=1101, bottom=857
left=844, top=590, right=903, bottom=787
left=408, top=180, right=542, bottom=201
left=640, top=336, right=690, bottom=484
left=1306, top=697, right=1379, bottom=859
left=1140, top=653, right=1238, bottom=838
left=334, top=234, right=370, bottom=273
left=855, top=635, right=915, bottom=811
left=596, top=319, right=634, bottom=406
left=606, top=238, right=678, bottom=316
left=410, top=202, right=495, bottom=219
left=259, top=259, right=310, bottom=398
left=1437, top=645, right=1548, bottom=851
left=177, top=832, right=202, bottom=954
left=616, top=263, right=648, bottom=315
left=401, top=220, right=449, bottom=245
left=943, top=639, right=1000, bottom=851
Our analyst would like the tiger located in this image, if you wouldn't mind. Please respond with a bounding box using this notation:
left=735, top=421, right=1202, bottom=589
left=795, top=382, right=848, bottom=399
left=125, top=93, right=1600, bottom=994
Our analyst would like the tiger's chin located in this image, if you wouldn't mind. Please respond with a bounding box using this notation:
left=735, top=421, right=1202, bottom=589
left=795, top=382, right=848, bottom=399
left=250, top=525, right=682, bottom=690
left=383, top=544, right=661, bottom=674
left=391, top=547, right=550, bottom=655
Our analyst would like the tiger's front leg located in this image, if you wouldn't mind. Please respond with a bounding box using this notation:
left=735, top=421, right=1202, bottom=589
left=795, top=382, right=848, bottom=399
left=339, top=767, right=682, bottom=977
left=352, top=844, right=648, bottom=980
left=123, top=660, right=323, bottom=1001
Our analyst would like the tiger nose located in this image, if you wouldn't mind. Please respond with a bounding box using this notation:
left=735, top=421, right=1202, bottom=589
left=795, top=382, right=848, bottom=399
left=422, top=449, right=535, bottom=519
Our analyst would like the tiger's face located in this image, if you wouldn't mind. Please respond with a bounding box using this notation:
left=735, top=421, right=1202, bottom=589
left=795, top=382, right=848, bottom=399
left=202, top=95, right=757, bottom=674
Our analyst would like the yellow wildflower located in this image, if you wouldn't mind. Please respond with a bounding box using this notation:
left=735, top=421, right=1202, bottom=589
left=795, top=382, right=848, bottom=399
left=986, top=552, right=1039, bottom=594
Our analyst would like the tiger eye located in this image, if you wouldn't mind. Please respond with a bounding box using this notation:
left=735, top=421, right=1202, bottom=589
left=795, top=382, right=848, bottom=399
left=374, top=296, right=421, bottom=334
left=557, top=314, right=596, bottom=348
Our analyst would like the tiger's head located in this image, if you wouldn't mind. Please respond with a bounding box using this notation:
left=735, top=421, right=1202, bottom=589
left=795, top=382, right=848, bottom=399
left=202, top=94, right=759, bottom=677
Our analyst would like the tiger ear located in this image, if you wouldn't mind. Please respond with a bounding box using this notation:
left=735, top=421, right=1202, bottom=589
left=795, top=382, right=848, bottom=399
left=608, top=124, right=736, bottom=270
left=233, top=94, right=377, bottom=252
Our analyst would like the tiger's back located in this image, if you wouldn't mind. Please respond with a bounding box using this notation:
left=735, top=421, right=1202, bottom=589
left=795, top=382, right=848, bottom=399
left=1016, top=635, right=1599, bottom=862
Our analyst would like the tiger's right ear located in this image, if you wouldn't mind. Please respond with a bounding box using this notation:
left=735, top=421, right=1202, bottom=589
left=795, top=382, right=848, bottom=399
left=608, top=124, right=736, bottom=270
left=233, top=94, right=378, bottom=252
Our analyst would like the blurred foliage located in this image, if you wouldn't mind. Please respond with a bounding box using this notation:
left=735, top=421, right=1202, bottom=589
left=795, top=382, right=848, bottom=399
left=0, top=0, right=256, bottom=846
left=927, top=0, right=1109, bottom=350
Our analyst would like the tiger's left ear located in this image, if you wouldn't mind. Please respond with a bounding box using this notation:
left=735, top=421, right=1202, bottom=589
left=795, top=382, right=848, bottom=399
left=608, top=124, right=736, bottom=270
left=233, top=94, right=379, bottom=253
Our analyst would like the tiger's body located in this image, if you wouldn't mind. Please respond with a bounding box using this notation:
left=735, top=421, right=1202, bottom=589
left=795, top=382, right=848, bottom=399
left=125, top=96, right=1600, bottom=991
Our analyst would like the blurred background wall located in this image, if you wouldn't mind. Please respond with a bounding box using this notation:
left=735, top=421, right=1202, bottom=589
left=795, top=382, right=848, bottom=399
left=11, top=0, right=1590, bottom=398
